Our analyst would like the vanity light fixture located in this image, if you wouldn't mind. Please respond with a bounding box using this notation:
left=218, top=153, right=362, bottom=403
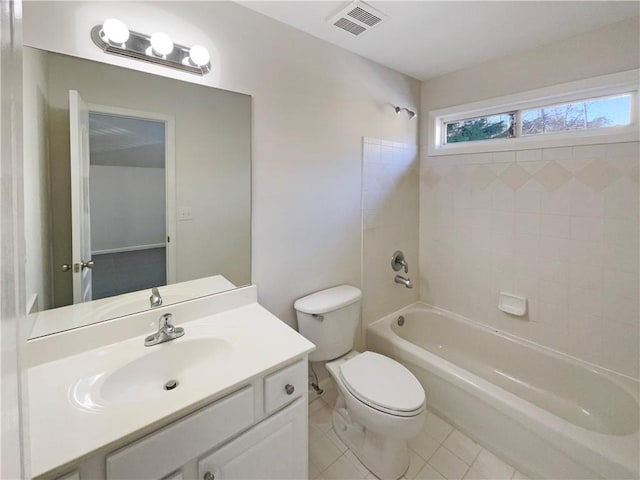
left=188, top=45, right=211, bottom=67
left=101, top=18, right=130, bottom=45
left=150, top=32, right=174, bottom=56
left=91, top=19, right=211, bottom=75
left=395, top=106, right=417, bottom=119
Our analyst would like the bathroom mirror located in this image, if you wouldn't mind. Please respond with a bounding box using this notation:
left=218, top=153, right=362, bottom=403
left=23, top=47, right=251, bottom=339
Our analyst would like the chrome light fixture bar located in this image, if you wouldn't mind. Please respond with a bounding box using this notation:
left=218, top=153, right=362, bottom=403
left=91, top=21, right=211, bottom=76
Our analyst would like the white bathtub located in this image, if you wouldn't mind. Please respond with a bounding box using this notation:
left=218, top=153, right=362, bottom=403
left=367, top=303, right=639, bottom=479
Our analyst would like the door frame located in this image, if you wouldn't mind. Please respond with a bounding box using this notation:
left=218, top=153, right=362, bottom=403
left=86, top=103, right=177, bottom=284
left=69, top=90, right=93, bottom=303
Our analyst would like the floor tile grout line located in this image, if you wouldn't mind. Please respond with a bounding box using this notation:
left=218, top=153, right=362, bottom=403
left=441, top=424, right=456, bottom=442
left=441, top=429, right=484, bottom=468
left=318, top=450, right=344, bottom=477
left=323, top=428, right=345, bottom=452
left=344, top=450, right=371, bottom=479
left=467, top=445, right=484, bottom=470
left=460, top=463, right=472, bottom=480
left=310, top=408, right=519, bottom=480
left=427, top=456, right=458, bottom=480
left=427, top=443, right=472, bottom=480
left=408, top=443, right=438, bottom=464
left=318, top=449, right=370, bottom=479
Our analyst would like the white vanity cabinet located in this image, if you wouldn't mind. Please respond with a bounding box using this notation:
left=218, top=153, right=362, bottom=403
left=50, top=359, right=308, bottom=480
left=197, top=398, right=306, bottom=480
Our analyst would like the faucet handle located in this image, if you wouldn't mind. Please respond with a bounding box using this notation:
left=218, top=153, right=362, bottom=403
left=159, top=313, right=173, bottom=329
left=150, top=287, right=163, bottom=307
left=391, top=250, right=409, bottom=274
left=400, top=259, right=408, bottom=274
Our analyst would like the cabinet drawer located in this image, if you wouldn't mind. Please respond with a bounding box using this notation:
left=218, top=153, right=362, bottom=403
left=264, top=360, right=306, bottom=415
left=106, top=386, right=254, bottom=480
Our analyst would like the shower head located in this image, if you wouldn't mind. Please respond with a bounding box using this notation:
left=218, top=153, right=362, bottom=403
left=394, top=106, right=417, bottom=119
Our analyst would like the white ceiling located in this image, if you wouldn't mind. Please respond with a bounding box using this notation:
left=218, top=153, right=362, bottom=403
left=239, top=1, right=639, bottom=81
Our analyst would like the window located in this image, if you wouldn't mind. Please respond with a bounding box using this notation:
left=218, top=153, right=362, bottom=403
left=521, top=95, right=631, bottom=136
left=429, top=70, right=639, bottom=155
left=443, top=94, right=632, bottom=146
left=446, top=112, right=515, bottom=143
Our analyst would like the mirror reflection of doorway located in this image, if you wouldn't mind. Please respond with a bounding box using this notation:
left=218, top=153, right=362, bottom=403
left=88, top=112, right=168, bottom=300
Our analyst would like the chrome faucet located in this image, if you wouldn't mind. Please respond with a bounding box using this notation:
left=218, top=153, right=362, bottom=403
left=394, top=275, right=413, bottom=289
left=144, top=313, right=184, bottom=346
left=150, top=287, right=163, bottom=308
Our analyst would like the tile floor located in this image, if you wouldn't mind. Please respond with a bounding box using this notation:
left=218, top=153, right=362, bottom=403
left=308, top=394, right=530, bottom=480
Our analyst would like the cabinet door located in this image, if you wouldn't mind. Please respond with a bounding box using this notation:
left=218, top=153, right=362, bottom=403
left=106, top=387, right=254, bottom=480
left=198, top=398, right=306, bottom=480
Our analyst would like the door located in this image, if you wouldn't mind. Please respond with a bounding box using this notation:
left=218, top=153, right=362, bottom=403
left=69, top=90, right=93, bottom=303
left=87, top=110, right=171, bottom=300
left=198, top=399, right=307, bottom=480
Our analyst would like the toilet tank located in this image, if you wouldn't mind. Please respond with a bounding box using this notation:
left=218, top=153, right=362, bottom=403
left=294, top=285, right=362, bottom=362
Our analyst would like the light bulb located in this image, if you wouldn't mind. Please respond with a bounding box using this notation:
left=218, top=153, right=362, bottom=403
left=150, top=32, right=174, bottom=56
left=102, top=18, right=129, bottom=44
left=188, top=45, right=210, bottom=67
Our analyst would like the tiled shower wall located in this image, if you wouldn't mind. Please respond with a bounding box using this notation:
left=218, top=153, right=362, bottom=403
left=362, top=138, right=419, bottom=326
left=419, top=142, right=639, bottom=378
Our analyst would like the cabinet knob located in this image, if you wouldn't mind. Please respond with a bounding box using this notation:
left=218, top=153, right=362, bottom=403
left=285, top=384, right=295, bottom=395
left=203, top=472, right=214, bottom=480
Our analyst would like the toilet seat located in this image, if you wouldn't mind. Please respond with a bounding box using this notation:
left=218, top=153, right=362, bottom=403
left=339, top=351, right=425, bottom=417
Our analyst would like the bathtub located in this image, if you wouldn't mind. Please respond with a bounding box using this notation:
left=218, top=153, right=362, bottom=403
left=367, top=303, right=639, bottom=479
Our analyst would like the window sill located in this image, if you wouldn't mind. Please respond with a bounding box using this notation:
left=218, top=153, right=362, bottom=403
left=428, top=127, right=639, bottom=156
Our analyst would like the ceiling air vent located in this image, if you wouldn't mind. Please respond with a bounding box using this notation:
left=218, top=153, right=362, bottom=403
left=329, top=1, right=387, bottom=37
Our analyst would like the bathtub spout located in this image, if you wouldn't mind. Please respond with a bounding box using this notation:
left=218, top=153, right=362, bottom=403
left=394, top=275, right=413, bottom=288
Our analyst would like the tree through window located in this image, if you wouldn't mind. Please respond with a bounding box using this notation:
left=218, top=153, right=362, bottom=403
left=446, top=113, right=515, bottom=143
left=521, top=95, right=631, bottom=136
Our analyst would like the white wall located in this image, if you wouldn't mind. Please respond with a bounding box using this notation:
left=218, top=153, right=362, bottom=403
left=23, top=1, right=420, bottom=326
left=419, top=18, right=640, bottom=378
left=90, top=165, right=165, bottom=253
left=419, top=17, right=640, bottom=123
left=22, top=47, right=52, bottom=312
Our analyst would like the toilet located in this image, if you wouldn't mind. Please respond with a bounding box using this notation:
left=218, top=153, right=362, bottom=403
left=295, top=285, right=426, bottom=480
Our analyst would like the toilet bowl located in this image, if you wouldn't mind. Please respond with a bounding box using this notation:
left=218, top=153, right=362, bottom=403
left=294, top=285, right=426, bottom=480
left=326, top=351, right=426, bottom=480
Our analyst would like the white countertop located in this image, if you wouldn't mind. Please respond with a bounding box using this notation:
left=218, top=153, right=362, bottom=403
left=28, top=300, right=314, bottom=478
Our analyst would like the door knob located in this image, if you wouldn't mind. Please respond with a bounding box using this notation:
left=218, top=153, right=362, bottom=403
left=61, top=264, right=72, bottom=272
left=81, top=260, right=95, bottom=269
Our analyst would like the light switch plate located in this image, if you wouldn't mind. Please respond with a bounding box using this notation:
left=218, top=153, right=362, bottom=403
left=179, top=206, right=193, bottom=221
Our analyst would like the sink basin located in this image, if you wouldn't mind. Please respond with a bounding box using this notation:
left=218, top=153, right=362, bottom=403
left=71, top=338, right=232, bottom=409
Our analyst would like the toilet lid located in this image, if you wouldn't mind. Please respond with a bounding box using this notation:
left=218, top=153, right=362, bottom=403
left=339, top=352, right=425, bottom=414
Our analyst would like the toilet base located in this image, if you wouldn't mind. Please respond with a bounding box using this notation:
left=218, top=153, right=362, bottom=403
left=332, top=403, right=409, bottom=480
